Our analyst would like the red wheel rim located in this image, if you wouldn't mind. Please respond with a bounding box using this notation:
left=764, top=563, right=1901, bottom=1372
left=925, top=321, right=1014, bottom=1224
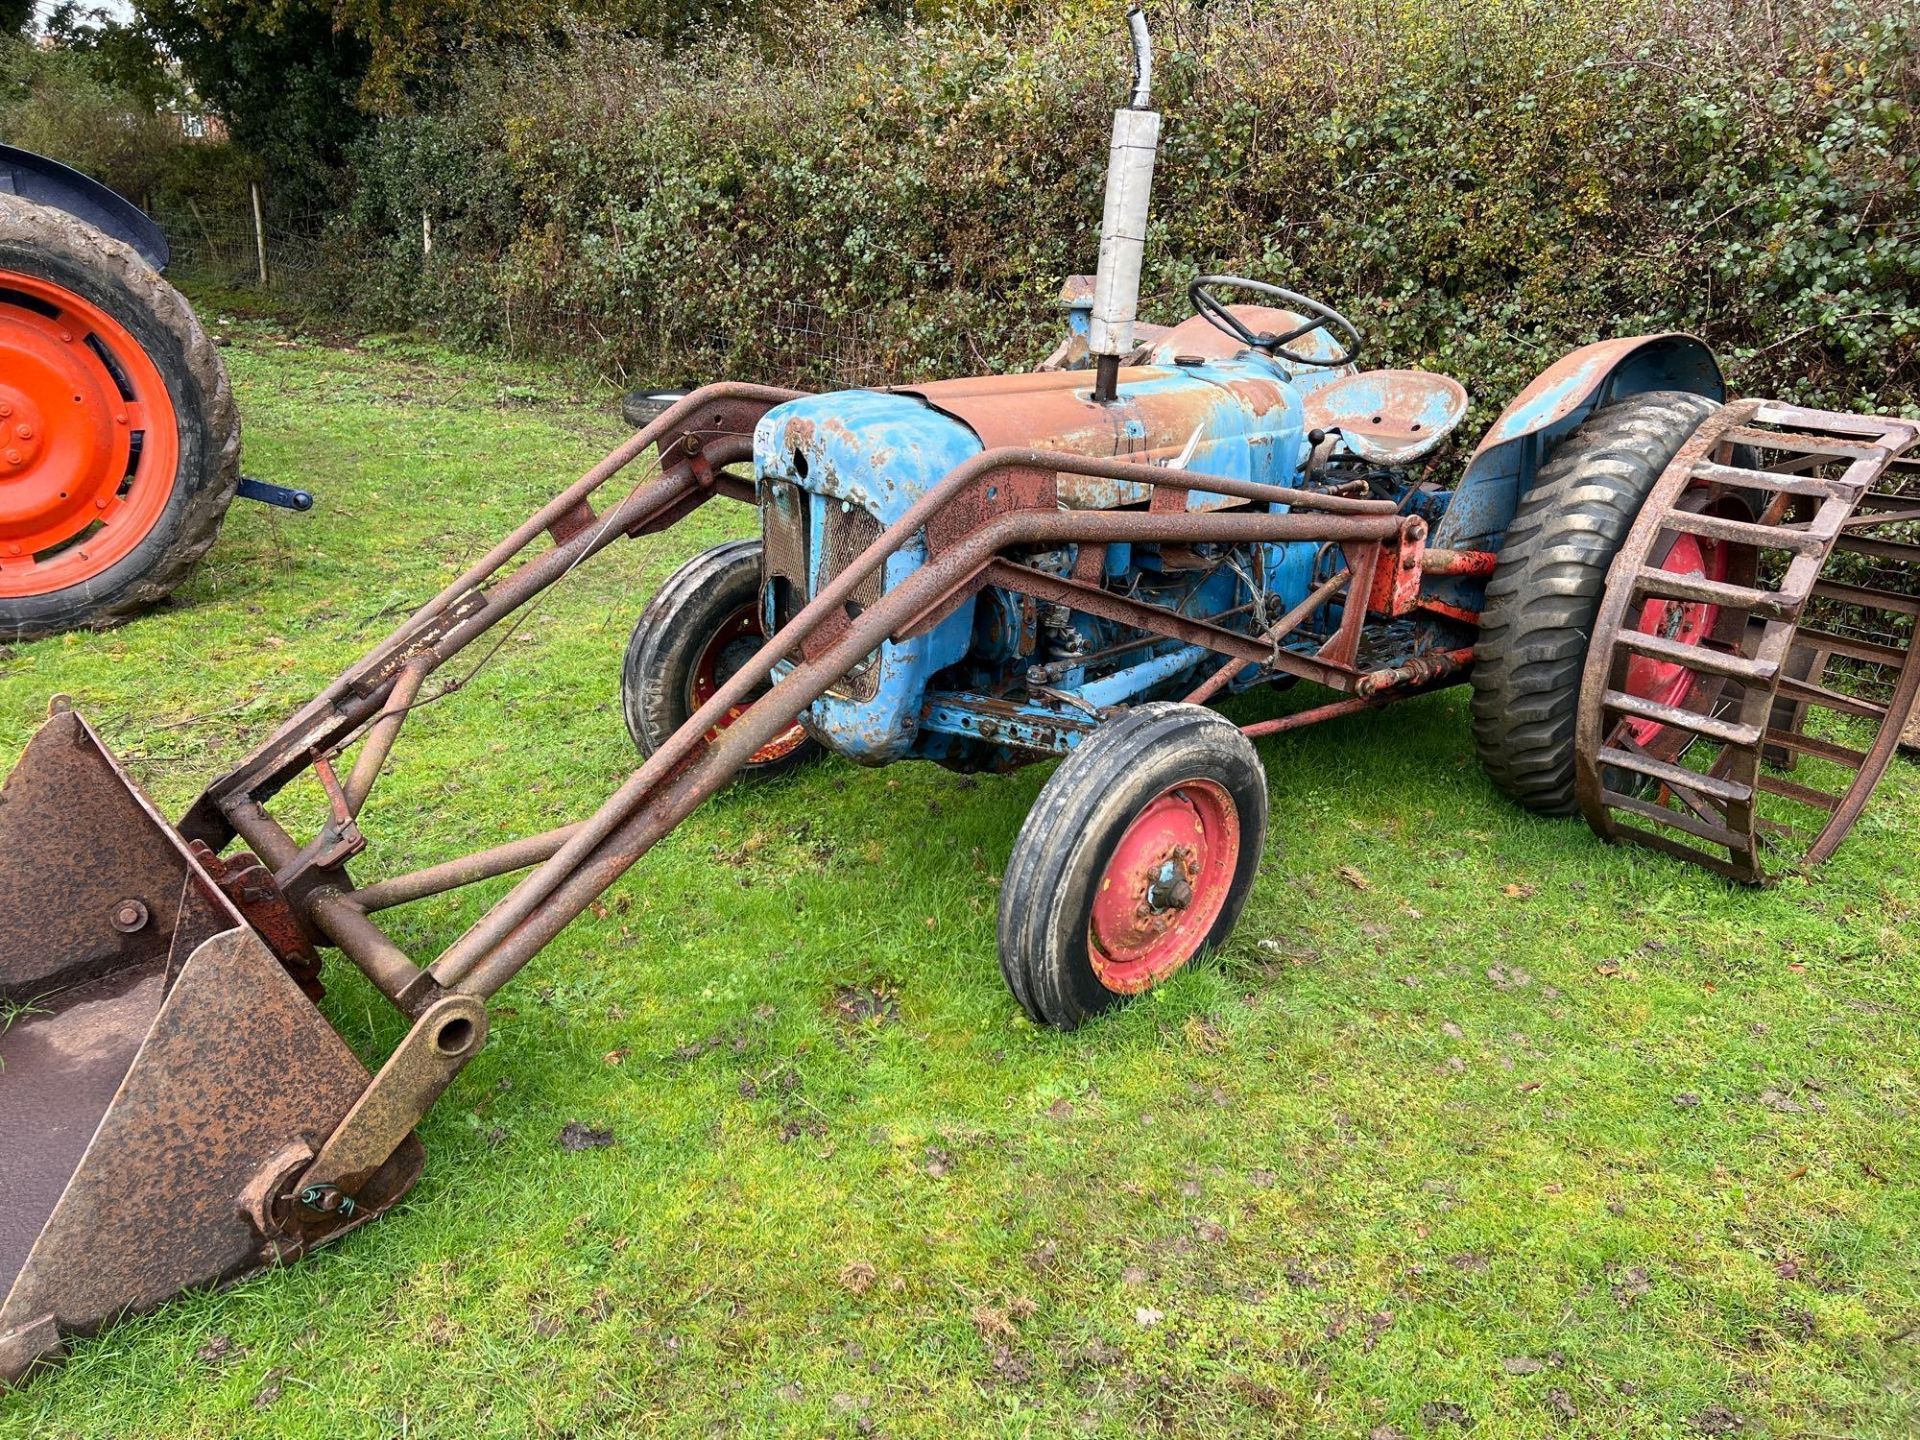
left=690, top=603, right=810, bottom=764
left=0, top=270, right=179, bottom=597
left=1620, top=530, right=1730, bottom=747
left=1087, top=779, right=1240, bottom=994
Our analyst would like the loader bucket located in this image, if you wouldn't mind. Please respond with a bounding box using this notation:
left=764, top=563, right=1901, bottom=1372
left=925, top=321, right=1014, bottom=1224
left=0, top=709, right=422, bottom=1387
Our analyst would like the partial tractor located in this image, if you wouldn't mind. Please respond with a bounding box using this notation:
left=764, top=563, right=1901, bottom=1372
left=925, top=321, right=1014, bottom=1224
left=0, top=145, right=306, bottom=640
left=4, top=8, right=1918, bottom=1384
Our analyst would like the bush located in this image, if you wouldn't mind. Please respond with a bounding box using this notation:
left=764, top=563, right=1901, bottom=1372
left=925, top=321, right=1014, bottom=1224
left=0, top=36, right=180, bottom=205
left=326, top=0, right=1919, bottom=417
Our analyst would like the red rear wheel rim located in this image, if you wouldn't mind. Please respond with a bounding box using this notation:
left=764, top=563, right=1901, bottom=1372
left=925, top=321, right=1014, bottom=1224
left=0, top=271, right=179, bottom=597
left=1087, top=779, right=1240, bottom=994
left=1620, top=531, right=1730, bottom=747
left=690, top=603, right=810, bottom=764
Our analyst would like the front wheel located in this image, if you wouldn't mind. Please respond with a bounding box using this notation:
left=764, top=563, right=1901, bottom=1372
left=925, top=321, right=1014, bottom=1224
left=997, top=703, right=1269, bottom=1030
left=621, top=539, right=819, bottom=777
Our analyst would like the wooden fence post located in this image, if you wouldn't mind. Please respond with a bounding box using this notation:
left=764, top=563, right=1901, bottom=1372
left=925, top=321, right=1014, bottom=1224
left=250, top=181, right=269, bottom=287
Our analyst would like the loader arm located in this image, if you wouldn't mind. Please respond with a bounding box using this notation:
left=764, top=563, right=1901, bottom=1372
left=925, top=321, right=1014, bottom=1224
left=0, top=382, right=1452, bottom=1384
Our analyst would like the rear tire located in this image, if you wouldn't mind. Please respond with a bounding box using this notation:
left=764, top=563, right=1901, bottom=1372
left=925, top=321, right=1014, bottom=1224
left=621, top=539, right=819, bottom=777
left=1470, top=391, right=1721, bottom=814
left=0, top=195, right=238, bottom=640
left=998, top=703, right=1268, bottom=1030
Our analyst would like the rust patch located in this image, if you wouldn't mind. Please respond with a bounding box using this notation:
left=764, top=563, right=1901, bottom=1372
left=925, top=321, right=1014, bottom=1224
left=1, top=927, right=422, bottom=1386
left=896, top=369, right=1289, bottom=511
left=188, top=842, right=323, bottom=999
left=544, top=499, right=598, bottom=547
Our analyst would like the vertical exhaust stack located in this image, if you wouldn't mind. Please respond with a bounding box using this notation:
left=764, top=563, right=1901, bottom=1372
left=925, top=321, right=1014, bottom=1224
left=1090, top=5, right=1161, bottom=405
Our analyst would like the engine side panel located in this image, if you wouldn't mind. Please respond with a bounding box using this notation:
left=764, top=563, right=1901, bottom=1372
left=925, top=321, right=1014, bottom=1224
left=754, top=361, right=1315, bottom=766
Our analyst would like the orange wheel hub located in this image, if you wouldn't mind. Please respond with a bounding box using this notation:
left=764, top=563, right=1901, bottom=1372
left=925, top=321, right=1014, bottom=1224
left=0, top=271, right=179, bottom=597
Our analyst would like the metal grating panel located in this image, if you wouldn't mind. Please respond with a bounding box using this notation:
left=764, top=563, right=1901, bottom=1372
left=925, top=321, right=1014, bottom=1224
left=824, top=504, right=885, bottom=700
left=825, top=505, right=885, bottom=609
left=761, top=480, right=808, bottom=631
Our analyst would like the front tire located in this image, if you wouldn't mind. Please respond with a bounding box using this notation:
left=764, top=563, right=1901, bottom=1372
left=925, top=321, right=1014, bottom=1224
left=621, top=539, right=818, bottom=777
left=997, top=703, right=1268, bottom=1030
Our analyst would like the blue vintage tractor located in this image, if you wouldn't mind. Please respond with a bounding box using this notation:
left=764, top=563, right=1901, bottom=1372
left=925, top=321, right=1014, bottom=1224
left=4, top=5, right=1917, bottom=1384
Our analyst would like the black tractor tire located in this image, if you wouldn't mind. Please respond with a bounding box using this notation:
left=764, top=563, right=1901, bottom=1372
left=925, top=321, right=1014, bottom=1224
left=0, top=194, right=239, bottom=641
left=621, top=538, right=819, bottom=778
left=621, top=389, right=688, bottom=430
left=998, top=702, right=1269, bottom=1030
left=1470, top=390, right=1722, bottom=815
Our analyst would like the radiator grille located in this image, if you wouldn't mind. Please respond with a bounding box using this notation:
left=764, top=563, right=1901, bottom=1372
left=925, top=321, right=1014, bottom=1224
left=824, top=503, right=885, bottom=700
left=826, top=505, right=885, bottom=610
left=760, top=485, right=887, bottom=701
left=761, top=480, right=808, bottom=631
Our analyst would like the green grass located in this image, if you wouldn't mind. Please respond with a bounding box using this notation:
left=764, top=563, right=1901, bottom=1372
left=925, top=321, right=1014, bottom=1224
left=4, top=314, right=1919, bottom=1439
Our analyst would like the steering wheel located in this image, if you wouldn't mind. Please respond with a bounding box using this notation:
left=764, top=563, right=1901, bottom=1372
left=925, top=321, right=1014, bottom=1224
left=1189, top=275, right=1361, bottom=368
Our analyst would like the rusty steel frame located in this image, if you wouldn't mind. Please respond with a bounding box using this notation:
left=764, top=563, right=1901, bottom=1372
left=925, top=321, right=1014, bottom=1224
left=182, top=389, right=1451, bottom=991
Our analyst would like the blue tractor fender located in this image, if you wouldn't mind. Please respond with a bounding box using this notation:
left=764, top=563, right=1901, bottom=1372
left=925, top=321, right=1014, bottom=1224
left=0, top=144, right=170, bottom=272
left=1429, top=333, right=1723, bottom=555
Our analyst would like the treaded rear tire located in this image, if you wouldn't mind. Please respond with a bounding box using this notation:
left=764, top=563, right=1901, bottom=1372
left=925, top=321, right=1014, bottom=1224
left=0, top=194, right=239, bottom=641
left=1470, top=391, right=1720, bottom=814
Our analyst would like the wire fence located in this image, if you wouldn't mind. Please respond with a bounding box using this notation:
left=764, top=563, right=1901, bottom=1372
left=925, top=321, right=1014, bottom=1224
left=153, top=194, right=1121, bottom=401
left=475, top=287, right=1062, bottom=392
left=153, top=192, right=335, bottom=297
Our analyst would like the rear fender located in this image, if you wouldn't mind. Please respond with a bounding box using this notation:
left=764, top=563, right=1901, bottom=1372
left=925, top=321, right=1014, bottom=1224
left=1431, top=334, right=1723, bottom=553
left=0, top=145, right=169, bottom=272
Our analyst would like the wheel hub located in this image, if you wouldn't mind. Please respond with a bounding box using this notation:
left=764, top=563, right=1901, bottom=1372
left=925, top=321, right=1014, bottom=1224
left=1622, top=530, right=1727, bottom=748
left=0, top=336, right=118, bottom=550
left=0, top=384, right=50, bottom=474
left=1087, top=781, right=1239, bottom=994
left=1143, top=854, right=1195, bottom=912
left=690, top=604, right=811, bottom=764
left=0, top=269, right=177, bottom=597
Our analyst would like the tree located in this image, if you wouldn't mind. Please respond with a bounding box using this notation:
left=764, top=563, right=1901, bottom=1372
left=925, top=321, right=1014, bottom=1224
left=40, top=2, right=183, bottom=111
left=136, top=0, right=372, bottom=205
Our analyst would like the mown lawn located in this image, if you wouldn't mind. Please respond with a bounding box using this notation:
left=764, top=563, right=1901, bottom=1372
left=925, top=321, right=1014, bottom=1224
left=2, top=315, right=1917, bottom=1440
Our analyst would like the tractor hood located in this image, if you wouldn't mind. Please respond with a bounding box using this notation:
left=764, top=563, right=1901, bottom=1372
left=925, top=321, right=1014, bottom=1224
left=753, top=356, right=1304, bottom=521
left=749, top=357, right=1308, bottom=768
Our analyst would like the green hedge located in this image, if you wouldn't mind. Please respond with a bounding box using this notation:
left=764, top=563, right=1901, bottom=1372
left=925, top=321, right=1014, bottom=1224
left=331, top=0, right=1919, bottom=422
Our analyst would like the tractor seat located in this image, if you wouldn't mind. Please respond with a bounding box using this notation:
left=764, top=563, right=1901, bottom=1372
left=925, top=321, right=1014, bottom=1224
left=1299, top=369, right=1468, bottom=465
